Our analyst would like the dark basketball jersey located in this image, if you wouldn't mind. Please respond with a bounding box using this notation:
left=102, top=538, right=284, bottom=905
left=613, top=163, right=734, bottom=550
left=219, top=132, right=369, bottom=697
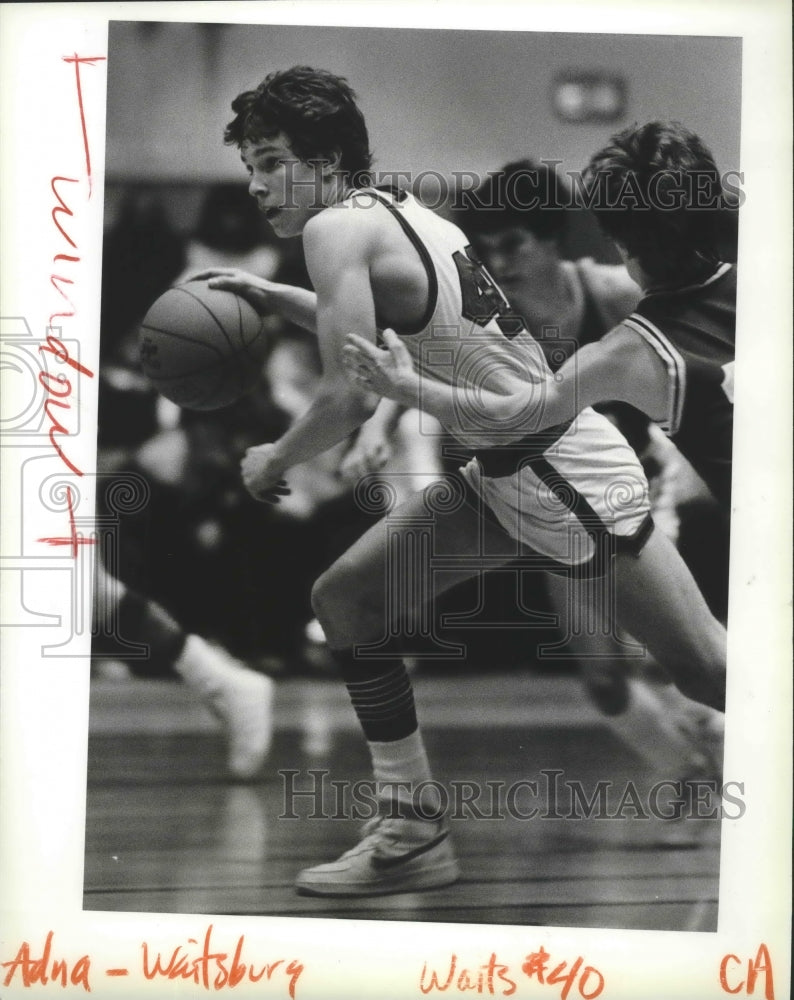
left=617, top=263, right=736, bottom=508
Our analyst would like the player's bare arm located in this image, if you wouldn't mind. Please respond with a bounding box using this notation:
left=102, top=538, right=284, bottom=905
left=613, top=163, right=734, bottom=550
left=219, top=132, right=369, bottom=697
left=558, top=326, right=671, bottom=422
left=338, top=397, right=405, bottom=483
left=345, top=324, right=671, bottom=444
left=242, top=207, right=380, bottom=501
left=188, top=266, right=319, bottom=333
left=344, top=329, right=536, bottom=445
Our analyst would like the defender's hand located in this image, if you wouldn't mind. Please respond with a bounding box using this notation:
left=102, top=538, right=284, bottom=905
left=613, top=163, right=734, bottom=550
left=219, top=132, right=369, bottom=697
left=240, top=443, right=291, bottom=503
left=343, top=329, right=418, bottom=404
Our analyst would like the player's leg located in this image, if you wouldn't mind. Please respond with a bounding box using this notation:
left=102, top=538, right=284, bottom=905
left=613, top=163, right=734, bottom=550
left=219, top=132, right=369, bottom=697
left=532, top=417, right=725, bottom=712
left=610, top=527, right=726, bottom=712
left=299, top=481, right=519, bottom=895
left=93, top=556, right=273, bottom=780
left=311, top=476, right=521, bottom=648
left=171, top=635, right=274, bottom=780
left=544, top=570, right=722, bottom=777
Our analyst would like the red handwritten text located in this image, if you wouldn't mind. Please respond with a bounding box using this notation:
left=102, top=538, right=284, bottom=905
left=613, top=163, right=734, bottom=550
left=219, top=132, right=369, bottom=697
left=141, top=923, right=305, bottom=996
left=38, top=329, right=93, bottom=480
left=37, top=481, right=93, bottom=558
left=1, top=930, right=91, bottom=992
left=64, top=53, right=103, bottom=196
left=720, top=944, right=775, bottom=999
left=522, top=947, right=605, bottom=1000
left=420, top=952, right=517, bottom=995
left=37, top=54, right=104, bottom=556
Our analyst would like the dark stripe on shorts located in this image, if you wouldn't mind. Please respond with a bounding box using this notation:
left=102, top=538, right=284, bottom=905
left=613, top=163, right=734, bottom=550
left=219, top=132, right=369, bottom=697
left=524, top=455, right=655, bottom=569
left=456, top=458, right=655, bottom=579
left=526, top=455, right=609, bottom=538
left=443, top=420, right=575, bottom=478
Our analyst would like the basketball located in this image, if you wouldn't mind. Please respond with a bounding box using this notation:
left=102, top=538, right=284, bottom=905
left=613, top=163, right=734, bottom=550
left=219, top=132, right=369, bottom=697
left=138, top=280, right=268, bottom=411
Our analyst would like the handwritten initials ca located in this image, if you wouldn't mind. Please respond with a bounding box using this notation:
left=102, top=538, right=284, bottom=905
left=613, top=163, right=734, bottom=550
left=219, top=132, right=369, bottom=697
left=720, top=944, right=775, bottom=1000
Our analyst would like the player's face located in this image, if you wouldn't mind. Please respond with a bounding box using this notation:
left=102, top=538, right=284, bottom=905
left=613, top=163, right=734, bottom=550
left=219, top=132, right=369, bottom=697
left=241, top=134, right=328, bottom=238
left=473, top=227, right=556, bottom=291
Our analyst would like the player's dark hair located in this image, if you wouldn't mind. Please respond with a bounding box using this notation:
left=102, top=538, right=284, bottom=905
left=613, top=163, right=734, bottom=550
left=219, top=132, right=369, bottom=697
left=224, top=66, right=373, bottom=186
left=582, top=121, right=725, bottom=284
left=458, top=159, right=571, bottom=242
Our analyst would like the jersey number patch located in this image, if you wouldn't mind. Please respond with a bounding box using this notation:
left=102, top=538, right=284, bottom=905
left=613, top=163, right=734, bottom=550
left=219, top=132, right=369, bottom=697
left=453, top=246, right=524, bottom=338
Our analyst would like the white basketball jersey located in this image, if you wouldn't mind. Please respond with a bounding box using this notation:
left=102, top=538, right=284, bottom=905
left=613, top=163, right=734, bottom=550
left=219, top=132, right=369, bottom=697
left=346, top=188, right=652, bottom=562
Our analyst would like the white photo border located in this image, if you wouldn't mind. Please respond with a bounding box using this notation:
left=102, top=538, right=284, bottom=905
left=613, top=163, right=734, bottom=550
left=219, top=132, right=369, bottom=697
left=1, top=2, right=791, bottom=998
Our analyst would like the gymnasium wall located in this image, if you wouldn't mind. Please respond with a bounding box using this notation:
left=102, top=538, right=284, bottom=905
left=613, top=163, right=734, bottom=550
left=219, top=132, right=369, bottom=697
left=105, top=21, right=742, bottom=186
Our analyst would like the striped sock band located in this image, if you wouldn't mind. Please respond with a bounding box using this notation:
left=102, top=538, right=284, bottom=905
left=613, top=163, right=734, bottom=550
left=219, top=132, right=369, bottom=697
left=333, top=652, right=418, bottom=742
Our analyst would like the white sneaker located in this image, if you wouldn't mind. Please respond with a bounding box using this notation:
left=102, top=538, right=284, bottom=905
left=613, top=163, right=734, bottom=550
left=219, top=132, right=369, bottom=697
left=664, top=693, right=725, bottom=782
left=296, top=814, right=459, bottom=897
left=177, top=637, right=274, bottom=779
left=207, top=667, right=274, bottom=780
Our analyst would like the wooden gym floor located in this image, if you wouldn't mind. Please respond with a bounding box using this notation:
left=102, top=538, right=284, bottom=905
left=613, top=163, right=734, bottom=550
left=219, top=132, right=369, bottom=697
left=83, top=671, right=721, bottom=931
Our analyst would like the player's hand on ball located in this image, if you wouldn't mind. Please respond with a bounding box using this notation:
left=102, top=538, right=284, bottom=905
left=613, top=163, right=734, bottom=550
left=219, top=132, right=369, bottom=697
left=187, top=268, right=276, bottom=315
left=343, top=329, right=417, bottom=405
left=240, top=443, right=291, bottom=503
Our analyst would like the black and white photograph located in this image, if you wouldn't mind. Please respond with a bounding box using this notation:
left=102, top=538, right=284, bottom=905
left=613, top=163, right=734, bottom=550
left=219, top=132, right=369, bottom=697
left=0, top=3, right=791, bottom=999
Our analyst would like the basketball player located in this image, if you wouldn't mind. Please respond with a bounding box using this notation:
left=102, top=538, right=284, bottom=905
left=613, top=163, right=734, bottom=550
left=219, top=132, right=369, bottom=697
left=352, top=151, right=729, bottom=747
left=93, top=557, right=274, bottom=779
left=455, top=159, right=648, bottom=717
left=349, top=123, right=735, bottom=515
left=199, top=68, right=725, bottom=895
left=96, top=343, right=276, bottom=782
left=347, top=124, right=734, bottom=788
left=450, top=158, right=719, bottom=767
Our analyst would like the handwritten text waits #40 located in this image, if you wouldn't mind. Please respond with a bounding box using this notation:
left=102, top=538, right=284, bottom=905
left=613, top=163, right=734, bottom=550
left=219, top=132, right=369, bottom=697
left=419, top=944, right=776, bottom=998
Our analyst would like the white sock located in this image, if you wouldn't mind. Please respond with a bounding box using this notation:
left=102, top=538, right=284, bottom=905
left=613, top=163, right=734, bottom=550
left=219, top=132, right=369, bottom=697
left=607, top=676, right=699, bottom=775
left=367, top=730, right=439, bottom=819
left=173, top=635, right=242, bottom=692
